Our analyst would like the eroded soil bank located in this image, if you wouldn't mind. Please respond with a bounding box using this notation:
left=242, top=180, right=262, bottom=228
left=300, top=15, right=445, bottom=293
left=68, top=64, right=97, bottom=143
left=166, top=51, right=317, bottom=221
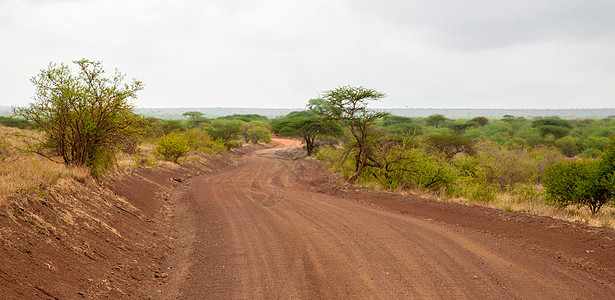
left=0, top=153, right=237, bottom=299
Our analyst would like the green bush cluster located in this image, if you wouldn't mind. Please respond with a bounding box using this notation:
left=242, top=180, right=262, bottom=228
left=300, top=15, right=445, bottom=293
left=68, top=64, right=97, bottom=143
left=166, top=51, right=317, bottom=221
left=155, top=129, right=226, bottom=163
left=310, top=110, right=615, bottom=211
left=510, top=183, right=544, bottom=204
left=543, top=138, right=615, bottom=214
left=156, top=132, right=190, bottom=163
left=0, top=116, right=36, bottom=129
left=370, top=138, right=459, bottom=194
left=375, top=115, right=615, bottom=158
left=241, top=121, right=271, bottom=144
left=143, top=113, right=274, bottom=151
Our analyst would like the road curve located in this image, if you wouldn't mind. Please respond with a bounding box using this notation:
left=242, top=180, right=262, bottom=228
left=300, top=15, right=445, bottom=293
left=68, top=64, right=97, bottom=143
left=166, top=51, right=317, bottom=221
left=162, top=139, right=615, bottom=299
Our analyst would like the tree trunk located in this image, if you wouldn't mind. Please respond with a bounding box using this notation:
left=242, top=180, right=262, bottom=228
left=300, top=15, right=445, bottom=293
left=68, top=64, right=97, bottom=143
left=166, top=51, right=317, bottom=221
left=349, top=150, right=368, bottom=183
left=305, top=136, right=315, bottom=156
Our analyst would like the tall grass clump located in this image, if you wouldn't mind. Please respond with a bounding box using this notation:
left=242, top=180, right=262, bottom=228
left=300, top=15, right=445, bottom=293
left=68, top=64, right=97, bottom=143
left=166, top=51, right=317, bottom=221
left=0, top=126, right=91, bottom=207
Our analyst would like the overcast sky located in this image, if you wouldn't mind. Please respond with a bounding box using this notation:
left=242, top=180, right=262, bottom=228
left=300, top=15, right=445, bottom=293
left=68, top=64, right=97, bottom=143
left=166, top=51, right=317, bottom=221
left=1, top=0, right=614, bottom=109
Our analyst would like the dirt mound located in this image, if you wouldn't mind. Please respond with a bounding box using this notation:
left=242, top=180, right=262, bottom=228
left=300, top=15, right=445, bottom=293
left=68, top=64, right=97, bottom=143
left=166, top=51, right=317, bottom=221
left=0, top=154, right=236, bottom=299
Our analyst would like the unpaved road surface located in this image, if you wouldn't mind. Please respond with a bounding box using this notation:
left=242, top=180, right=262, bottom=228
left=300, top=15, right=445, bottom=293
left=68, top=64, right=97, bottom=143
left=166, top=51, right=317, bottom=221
left=157, top=139, right=615, bottom=299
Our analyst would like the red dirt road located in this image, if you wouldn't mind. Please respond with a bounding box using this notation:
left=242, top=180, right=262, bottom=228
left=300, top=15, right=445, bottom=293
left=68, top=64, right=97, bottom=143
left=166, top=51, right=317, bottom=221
left=157, top=139, right=615, bottom=299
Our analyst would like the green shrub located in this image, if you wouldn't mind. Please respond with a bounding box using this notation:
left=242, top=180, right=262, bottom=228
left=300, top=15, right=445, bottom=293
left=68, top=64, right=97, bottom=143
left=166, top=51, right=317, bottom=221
left=544, top=159, right=613, bottom=214
left=156, top=132, right=190, bottom=163
left=0, top=116, right=36, bottom=129
left=455, top=177, right=499, bottom=202
left=315, top=146, right=356, bottom=178
left=463, top=128, right=487, bottom=141
left=582, top=136, right=610, bottom=152
left=527, top=145, right=565, bottom=181
left=506, top=137, right=526, bottom=150
left=159, top=119, right=186, bottom=134
left=555, top=136, right=578, bottom=157
left=374, top=144, right=459, bottom=194
left=204, top=119, right=244, bottom=148
left=244, top=126, right=271, bottom=144
left=579, top=148, right=602, bottom=158
left=89, top=147, right=116, bottom=179
left=468, top=140, right=541, bottom=189
left=510, top=183, right=544, bottom=203
left=537, top=125, right=571, bottom=139
left=423, top=132, right=474, bottom=161
left=531, top=117, right=573, bottom=129
left=183, top=128, right=225, bottom=154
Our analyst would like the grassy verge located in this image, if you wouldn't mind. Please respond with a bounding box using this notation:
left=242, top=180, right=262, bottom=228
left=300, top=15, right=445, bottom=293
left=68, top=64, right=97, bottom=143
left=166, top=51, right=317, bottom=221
left=413, top=186, right=615, bottom=229
left=317, top=144, right=615, bottom=229
left=0, top=127, right=88, bottom=207
left=0, top=126, right=227, bottom=209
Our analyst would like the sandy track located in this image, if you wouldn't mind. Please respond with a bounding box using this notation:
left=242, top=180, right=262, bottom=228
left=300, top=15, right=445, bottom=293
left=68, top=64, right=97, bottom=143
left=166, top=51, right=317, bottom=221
left=161, top=139, right=615, bottom=299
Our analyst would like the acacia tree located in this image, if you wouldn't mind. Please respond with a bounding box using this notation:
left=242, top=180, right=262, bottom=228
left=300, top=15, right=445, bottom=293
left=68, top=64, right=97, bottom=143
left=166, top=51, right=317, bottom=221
left=272, top=111, right=343, bottom=156
left=182, top=111, right=205, bottom=119
left=425, top=114, right=447, bottom=128
left=310, top=86, right=388, bottom=183
left=13, top=59, right=145, bottom=170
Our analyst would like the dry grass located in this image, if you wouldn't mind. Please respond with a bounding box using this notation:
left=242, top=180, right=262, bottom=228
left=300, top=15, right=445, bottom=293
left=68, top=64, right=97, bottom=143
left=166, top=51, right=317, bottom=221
left=0, top=127, right=89, bottom=208
left=0, top=126, right=215, bottom=209
left=438, top=190, right=615, bottom=229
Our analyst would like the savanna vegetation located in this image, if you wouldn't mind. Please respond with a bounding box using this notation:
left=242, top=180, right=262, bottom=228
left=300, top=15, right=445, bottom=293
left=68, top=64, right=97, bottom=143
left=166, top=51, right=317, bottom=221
left=1, top=59, right=273, bottom=208
left=3, top=60, right=615, bottom=229
left=270, top=85, right=615, bottom=227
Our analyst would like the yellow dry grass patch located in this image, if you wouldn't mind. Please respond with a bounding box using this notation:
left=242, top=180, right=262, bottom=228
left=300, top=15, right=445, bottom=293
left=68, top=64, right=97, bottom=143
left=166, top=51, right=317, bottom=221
left=0, top=154, right=89, bottom=205
left=438, top=191, right=615, bottom=229
left=0, top=126, right=90, bottom=207
left=0, top=126, right=175, bottom=211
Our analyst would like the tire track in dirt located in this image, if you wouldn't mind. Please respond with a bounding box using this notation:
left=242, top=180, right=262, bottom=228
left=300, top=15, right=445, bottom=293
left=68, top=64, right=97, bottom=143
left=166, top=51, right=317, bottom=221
left=159, top=139, right=615, bottom=299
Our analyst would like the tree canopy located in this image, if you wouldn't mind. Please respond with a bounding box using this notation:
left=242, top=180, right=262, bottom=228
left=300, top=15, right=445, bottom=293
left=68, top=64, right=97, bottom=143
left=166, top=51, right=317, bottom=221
left=310, top=86, right=388, bottom=182
left=425, top=114, right=448, bottom=128
left=13, top=59, right=145, bottom=172
left=182, top=111, right=205, bottom=119
left=272, top=111, right=343, bottom=156
left=544, top=138, right=615, bottom=214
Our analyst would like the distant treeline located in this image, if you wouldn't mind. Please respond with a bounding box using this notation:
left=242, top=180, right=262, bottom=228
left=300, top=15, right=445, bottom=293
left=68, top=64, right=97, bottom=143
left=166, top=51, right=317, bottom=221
left=4, top=105, right=615, bottom=119
left=0, top=116, right=36, bottom=129
left=133, top=107, right=615, bottom=120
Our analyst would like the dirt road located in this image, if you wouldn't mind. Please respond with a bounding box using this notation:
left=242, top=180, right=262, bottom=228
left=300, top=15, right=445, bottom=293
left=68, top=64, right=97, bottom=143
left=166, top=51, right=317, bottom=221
left=158, top=139, right=615, bottom=299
